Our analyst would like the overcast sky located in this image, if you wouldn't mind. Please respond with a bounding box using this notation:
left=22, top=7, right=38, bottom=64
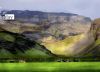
left=0, top=0, right=100, bottom=19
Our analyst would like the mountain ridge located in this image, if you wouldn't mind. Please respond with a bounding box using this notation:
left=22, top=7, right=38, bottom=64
left=0, top=10, right=91, bottom=23
left=0, top=10, right=100, bottom=59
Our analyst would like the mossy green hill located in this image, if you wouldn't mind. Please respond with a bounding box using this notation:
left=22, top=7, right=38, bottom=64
left=0, top=30, right=54, bottom=60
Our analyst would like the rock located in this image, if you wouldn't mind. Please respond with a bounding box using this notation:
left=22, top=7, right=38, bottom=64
left=92, top=18, right=100, bottom=39
left=2, top=10, right=100, bottom=57
left=41, top=18, right=100, bottom=57
left=88, top=18, right=100, bottom=57
left=0, top=10, right=91, bottom=42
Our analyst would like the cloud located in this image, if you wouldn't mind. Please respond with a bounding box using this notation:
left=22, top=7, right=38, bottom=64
left=0, top=6, right=2, bottom=9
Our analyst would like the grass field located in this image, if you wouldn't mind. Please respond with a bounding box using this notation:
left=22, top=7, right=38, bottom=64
left=0, top=62, right=100, bottom=72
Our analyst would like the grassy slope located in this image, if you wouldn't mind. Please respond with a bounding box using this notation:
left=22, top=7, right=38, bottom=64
left=0, top=32, right=15, bottom=42
left=0, top=62, right=100, bottom=72
left=0, top=31, right=52, bottom=59
left=84, top=39, right=100, bottom=57
left=0, top=48, right=51, bottom=59
left=0, top=49, right=14, bottom=58
left=15, top=48, right=52, bottom=58
left=95, top=39, right=100, bottom=46
left=43, top=34, right=86, bottom=56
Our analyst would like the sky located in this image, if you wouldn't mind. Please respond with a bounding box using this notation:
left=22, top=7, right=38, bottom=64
left=0, top=0, right=100, bottom=19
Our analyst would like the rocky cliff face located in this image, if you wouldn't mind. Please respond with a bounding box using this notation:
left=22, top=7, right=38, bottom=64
left=92, top=18, right=100, bottom=39
left=89, top=19, right=100, bottom=57
left=0, top=10, right=91, bottom=41
left=1, top=10, right=100, bottom=58
left=41, top=18, right=100, bottom=57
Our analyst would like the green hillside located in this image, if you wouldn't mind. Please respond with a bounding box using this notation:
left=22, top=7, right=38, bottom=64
left=0, top=30, right=54, bottom=61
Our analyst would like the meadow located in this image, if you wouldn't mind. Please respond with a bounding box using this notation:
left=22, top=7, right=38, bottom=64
left=0, top=62, right=100, bottom=72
